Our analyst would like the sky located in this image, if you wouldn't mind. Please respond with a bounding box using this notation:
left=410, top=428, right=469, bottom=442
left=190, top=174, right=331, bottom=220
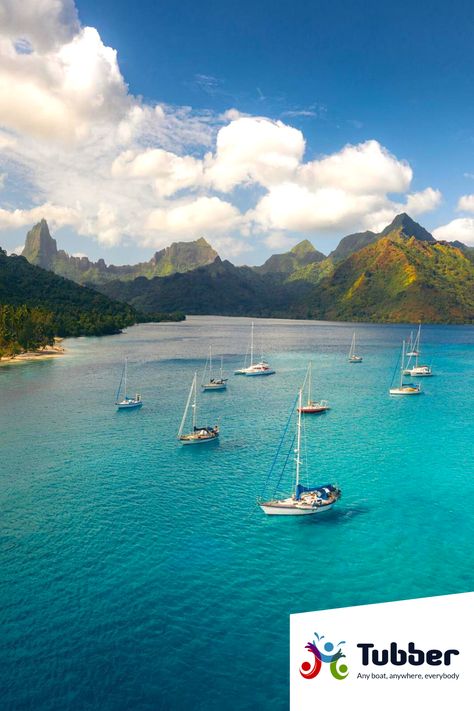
left=0, top=0, right=474, bottom=265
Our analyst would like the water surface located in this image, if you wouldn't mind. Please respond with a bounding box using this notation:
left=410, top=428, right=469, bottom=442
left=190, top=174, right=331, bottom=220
left=1, top=317, right=473, bottom=710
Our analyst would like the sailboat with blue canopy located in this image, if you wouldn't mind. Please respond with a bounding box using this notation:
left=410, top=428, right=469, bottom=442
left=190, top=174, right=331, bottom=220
left=258, top=389, right=341, bottom=516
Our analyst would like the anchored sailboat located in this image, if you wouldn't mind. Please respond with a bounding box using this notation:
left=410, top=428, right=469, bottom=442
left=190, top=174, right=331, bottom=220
left=298, top=361, right=330, bottom=414
left=389, top=341, right=422, bottom=396
left=234, top=322, right=275, bottom=376
left=348, top=331, right=363, bottom=363
left=403, top=324, right=432, bottom=377
left=115, top=357, right=143, bottom=410
left=178, top=372, right=219, bottom=444
left=202, top=346, right=227, bottom=391
left=258, top=389, right=341, bottom=515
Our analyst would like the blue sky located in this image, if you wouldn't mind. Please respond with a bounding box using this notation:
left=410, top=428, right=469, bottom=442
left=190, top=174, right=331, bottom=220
left=0, top=0, right=473, bottom=264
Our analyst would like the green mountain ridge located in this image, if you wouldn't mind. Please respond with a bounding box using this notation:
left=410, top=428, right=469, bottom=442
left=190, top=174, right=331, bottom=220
left=0, top=247, right=140, bottom=344
left=22, top=220, right=218, bottom=284
left=17, top=213, right=474, bottom=324
left=295, top=232, right=474, bottom=323
left=253, top=239, right=326, bottom=275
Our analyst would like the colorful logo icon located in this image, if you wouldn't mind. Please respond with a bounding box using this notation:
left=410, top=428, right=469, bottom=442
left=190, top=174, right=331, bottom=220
left=300, top=632, right=349, bottom=680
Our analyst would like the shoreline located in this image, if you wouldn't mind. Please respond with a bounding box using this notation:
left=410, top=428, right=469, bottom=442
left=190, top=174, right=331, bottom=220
left=0, top=343, right=65, bottom=365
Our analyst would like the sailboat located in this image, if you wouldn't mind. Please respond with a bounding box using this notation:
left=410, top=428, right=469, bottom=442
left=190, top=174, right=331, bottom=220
left=258, top=389, right=341, bottom=515
left=298, top=361, right=330, bottom=414
left=234, top=321, right=275, bottom=376
left=389, top=340, right=422, bottom=396
left=178, top=372, right=219, bottom=444
left=202, top=346, right=227, bottom=391
left=406, top=328, right=419, bottom=357
left=403, top=324, right=432, bottom=376
left=115, top=357, right=143, bottom=410
left=348, top=331, right=363, bottom=362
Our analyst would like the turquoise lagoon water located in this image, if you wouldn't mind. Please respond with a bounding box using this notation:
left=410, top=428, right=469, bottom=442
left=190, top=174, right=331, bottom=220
left=1, top=316, right=473, bottom=710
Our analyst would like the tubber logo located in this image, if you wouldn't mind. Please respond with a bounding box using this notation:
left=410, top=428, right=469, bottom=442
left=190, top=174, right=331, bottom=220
left=299, top=632, right=349, bottom=680
left=357, top=642, right=459, bottom=666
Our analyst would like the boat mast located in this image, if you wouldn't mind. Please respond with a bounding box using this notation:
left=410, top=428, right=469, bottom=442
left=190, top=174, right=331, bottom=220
left=209, top=345, right=213, bottom=379
left=350, top=332, right=355, bottom=358
left=294, top=389, right=303, bottom=495
left=192, top=372, right=197, bottom=429
left=307, top=362, right=312, bottom=404
left=124, top=357, right=128, bottom=398
left=250, top=322, right=254, bottom=367
left=401, top=340, right=406, bottom=386
left=178, top=374, right=196, bottom=437
left=220, top=355, right=223, bottom=380
left=415, top=323, right=421, bottom=366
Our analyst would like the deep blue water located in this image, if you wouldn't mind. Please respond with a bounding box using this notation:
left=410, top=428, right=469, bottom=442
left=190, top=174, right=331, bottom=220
left=1, top=316, right=473, bottom=710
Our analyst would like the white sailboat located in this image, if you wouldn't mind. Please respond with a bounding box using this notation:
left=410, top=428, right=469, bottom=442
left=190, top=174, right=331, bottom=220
left=403, top=324, right=432, bottom=376
left=348, top=331, right=363, bottom=362
left=258, top=389, right=341, bottom=515
left=389, top=340, right=422, bottom=396
left=234, top=321, right=275, bottom=376
left=202, top=346, right=227, bottom=391
left=298, top=361, right=330, bottom=414
left=178, top=372, right=219, bottom=444
left=115, top=357, right=143, bottom=410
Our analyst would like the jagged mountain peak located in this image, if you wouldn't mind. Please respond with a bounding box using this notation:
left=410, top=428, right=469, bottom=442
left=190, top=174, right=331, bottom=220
left=290, top=239, right=316, bottom=255
left=22, top=219, right=58, bottom=270
left=380, top=213, right=435, bottom=242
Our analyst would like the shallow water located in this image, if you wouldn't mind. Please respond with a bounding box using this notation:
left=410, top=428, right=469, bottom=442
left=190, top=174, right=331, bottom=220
left=1, top=316, right=473, bottom=710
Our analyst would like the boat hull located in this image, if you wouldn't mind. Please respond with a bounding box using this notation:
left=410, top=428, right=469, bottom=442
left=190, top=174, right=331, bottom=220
left=245, top=369, right=275, bottom=376
left=178, top=434, right=219, bottom=445
left=259, top=501, right=335, bottom=516
left=202, top=383, right=227, bottom=390
left=349, top=357, right=363, bottom=363
left=389, top=387, right=421, bottom=396
left=403, top=369, right=432, bottom=377
left=298, top=406, right=330, bottom=414
left=117, top=400, right=143, bottom=410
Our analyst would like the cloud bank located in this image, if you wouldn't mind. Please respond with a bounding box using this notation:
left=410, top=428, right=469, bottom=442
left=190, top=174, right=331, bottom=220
left=0, top=0, right=446, bottom=256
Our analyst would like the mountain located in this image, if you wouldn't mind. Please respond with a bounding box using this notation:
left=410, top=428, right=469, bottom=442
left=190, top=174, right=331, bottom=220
left=329, top=229, right=377, bottom=262
left=379, top=213, right=436, bottom=242
left=295, top=233, right=474, bottom=323
left=99, top=256, right=310, bottom=317
left=329, top=213, right=436, bottom=263
left=21, top=220, right=218, bottom=284
left=254, top=239, right=325, bottom=275
left=17, top=214, right=474, bottom=324
left=0, top=247, right=142, bottom=340
left=100, top=214, right=474, bottom=323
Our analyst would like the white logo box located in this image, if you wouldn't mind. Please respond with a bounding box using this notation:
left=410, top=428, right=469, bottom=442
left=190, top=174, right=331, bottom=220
left=290, top=592, right=473, bottom=711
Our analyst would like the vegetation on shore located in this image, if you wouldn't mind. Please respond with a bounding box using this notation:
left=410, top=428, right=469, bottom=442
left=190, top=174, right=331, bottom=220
left=0, top=249, right=185, bottom=355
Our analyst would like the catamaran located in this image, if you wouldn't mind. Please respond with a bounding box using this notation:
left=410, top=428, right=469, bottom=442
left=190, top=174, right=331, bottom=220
left=348, top=331, right=363, bottom=362
left=202, top=346, right=227, bottom=391
left=298, top=361, right=330, bottom=414
left=258, top=389, right=341, bottom=515
left=389, top=340, right=422, bottom=396
left=234, top=321, right=275, bottom=376
left=178, top=372, right=219, bottom=444
left=403, top=324, right=432, bottom=376
left=115, top=357, right=143, bottom=410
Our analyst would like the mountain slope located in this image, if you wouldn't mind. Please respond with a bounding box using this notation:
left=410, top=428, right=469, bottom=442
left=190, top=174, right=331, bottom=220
left=254, top=239, right=325, bottom=275
left=0, top=247, right=139, bottom=336
left=21, top=221, right=218, bottom=284
left=296, top=234, right=474, bottom=323
left=99, top=257, right=311, bottom=317
left=329, top=213, right=436, bottom=263
left=329, top=229, right=377, bottom=262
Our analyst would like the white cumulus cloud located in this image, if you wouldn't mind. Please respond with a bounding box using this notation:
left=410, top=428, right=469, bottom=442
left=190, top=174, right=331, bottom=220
left=0, top=0, right=446, bottom=259
left=457, top=194, right=474, bottom=213
left=433, top=218, right=474, bottom=246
